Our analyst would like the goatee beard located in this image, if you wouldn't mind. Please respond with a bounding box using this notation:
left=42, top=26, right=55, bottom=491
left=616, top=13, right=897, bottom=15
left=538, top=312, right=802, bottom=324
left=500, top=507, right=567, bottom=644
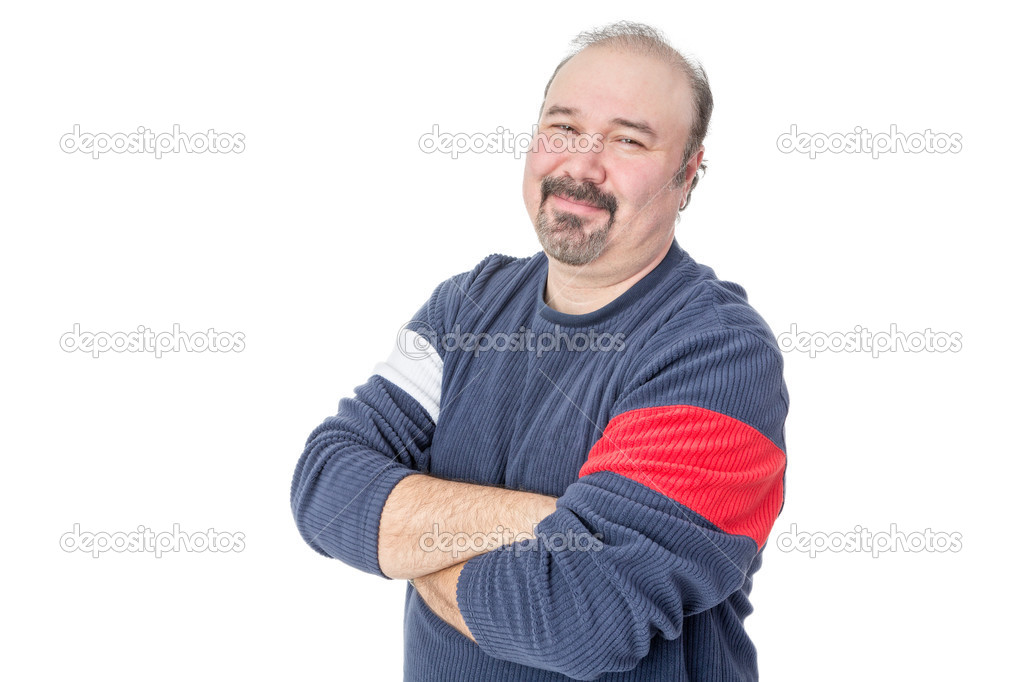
left=535, top=176, right=618, bottom=266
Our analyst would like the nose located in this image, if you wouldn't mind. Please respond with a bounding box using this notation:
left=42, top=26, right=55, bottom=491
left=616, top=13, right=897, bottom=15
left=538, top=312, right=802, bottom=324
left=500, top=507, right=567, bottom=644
left=555, top=132, right=607, bottom=186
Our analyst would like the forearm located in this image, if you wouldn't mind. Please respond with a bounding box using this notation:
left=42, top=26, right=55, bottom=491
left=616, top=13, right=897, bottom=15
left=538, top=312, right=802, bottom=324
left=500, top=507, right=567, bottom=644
left=290, top=384, right=431, bottom=573
left=412, top=561, right=474, bottom=641
left=378, top=473, right=557, bottom=579
left=454, top=475, right=757, bottom=679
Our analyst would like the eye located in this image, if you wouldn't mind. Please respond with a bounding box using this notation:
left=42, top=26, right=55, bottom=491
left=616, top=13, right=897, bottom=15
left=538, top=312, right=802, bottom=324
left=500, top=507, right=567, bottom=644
left=551, top=124, right=578, bottom=134
left=619, top=137, right=644, bottom=148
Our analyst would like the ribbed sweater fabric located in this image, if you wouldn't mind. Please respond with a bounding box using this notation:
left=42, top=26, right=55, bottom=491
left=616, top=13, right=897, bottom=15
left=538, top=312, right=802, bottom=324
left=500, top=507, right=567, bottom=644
left=291, top=238, right=789, bottom=681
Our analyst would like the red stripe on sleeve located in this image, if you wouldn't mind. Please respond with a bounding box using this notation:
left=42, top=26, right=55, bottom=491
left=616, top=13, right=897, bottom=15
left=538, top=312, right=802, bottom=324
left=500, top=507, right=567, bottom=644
left=579, top=405, right=785, bottom=549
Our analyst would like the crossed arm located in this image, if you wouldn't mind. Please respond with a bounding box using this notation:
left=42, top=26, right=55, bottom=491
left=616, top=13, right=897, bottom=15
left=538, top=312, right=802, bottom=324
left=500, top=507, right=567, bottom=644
left=377, top=473, right=558, bottom=640
left=290, top=297, right=787, bottom=678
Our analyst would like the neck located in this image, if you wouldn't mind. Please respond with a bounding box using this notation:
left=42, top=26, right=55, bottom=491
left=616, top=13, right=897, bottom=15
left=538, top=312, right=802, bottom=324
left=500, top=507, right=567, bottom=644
left=543, top=237, right=674, bottom=316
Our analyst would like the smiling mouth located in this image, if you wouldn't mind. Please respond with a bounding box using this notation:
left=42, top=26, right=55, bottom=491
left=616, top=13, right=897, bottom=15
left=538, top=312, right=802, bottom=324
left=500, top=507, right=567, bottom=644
left=551, top=193, right=604, bottom=210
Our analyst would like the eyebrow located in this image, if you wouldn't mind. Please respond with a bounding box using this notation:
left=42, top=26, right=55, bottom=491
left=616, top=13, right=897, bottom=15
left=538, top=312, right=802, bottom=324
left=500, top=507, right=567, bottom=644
left=543, top=105, right=658, bottom=141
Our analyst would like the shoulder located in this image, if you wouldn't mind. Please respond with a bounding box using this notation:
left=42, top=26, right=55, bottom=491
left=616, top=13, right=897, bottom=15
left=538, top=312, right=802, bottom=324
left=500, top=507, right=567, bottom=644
left=421, top=251, right=543, bottom=328
left=647, top=249, right=782, bottom=358
left=614, top=249, right=788, bottom=445
left=433, top=251, right=538, bottom=304
left=411, top=251, right=543, bottom=340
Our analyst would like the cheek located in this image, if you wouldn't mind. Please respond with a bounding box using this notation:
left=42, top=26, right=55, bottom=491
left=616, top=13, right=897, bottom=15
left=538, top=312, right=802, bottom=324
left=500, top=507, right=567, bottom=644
left=522, top=165, right=541, bottom=217
left=525, top=144, right=561, bottom=178
left=621, top=168, right=676, bottom=211
left=523, top=146, right=561, bottom=209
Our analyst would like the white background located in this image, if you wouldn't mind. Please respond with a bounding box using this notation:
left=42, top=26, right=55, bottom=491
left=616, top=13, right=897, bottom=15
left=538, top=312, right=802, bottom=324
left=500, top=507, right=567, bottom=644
left=2, top=1, right=1019, bottom=680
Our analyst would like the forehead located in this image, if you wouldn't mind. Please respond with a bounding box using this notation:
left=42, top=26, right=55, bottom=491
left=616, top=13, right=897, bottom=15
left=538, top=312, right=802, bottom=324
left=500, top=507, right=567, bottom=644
left=544, top=45, right=693, bottom=142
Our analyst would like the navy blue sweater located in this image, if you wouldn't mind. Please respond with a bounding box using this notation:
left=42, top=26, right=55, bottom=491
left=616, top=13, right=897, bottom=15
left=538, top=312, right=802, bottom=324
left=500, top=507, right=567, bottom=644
left=291, top=239, right=788, bottom=680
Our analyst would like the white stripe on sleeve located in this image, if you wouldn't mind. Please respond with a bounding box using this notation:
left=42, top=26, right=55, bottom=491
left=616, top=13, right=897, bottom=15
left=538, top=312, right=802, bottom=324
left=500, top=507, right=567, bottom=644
left=372, top=328, right=443, bottom=423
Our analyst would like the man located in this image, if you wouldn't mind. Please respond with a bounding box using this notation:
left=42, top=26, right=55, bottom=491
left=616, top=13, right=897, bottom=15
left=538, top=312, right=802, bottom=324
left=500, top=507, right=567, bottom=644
left=291, top=20, right=788, bottom=681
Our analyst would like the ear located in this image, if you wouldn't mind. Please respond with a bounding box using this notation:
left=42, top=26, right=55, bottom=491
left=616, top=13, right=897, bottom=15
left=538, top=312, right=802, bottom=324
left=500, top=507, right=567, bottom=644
left=679, top=145, right=705, bottom=211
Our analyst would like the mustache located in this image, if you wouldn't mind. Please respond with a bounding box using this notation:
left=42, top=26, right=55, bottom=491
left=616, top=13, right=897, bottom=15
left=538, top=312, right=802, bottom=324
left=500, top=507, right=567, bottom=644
left=541, top=176, right=618, bottom=215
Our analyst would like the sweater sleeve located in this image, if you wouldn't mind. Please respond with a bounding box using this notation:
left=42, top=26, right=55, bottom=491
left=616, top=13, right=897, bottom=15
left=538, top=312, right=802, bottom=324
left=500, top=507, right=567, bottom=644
left=455, top=327, right=788, bottom=679
left=289, top=267, right=478, bottom=578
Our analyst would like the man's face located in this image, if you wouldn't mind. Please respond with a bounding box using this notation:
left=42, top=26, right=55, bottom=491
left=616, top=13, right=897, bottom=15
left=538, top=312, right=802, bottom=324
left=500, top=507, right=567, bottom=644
left=524, top=45, right=697, bottom=268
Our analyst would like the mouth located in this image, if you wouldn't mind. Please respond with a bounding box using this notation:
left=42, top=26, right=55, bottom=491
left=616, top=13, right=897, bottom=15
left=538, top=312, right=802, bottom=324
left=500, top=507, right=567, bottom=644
left=549, top=193, right=605, bottom=212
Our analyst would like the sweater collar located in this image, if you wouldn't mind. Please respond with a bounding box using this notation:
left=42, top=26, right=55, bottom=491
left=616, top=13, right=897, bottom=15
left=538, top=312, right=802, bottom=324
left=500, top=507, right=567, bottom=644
left=535, top=238, right=685, bottom=327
